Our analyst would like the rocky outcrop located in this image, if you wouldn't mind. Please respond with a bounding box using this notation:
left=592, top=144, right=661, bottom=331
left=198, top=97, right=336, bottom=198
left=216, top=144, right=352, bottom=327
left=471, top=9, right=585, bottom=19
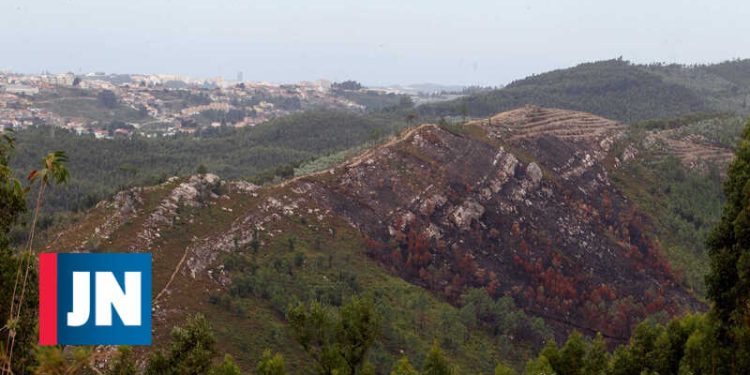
left=450, top=199, right=485, bottom=230
left=525, top=162, right=543, bottom=186
left=286, top=108, right=700, bottom=341
left=130, top=174, right=224, bottom=252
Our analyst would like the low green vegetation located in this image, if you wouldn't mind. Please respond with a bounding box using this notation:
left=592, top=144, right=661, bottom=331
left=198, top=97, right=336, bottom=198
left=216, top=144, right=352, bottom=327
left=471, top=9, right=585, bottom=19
left=9, top=109, right=408, bottom=225
left=31, top=314, right=243, bottom=375
left=145, top=314, right=237, bottom=375
left=209, top=203, right=550, bottom=373
left=632, top=113, right=746, bottom=148
left=610, top=114, right=745, bottom=294
left=293, top=143, right=372, bottom=176
left=611, top=155, right=722, bottom=295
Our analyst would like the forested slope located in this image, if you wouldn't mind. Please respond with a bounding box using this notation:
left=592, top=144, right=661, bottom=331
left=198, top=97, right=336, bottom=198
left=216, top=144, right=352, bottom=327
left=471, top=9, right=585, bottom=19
left=421, top=59, right=750, bottom=123
left=10, top=109, right=407, bottom=215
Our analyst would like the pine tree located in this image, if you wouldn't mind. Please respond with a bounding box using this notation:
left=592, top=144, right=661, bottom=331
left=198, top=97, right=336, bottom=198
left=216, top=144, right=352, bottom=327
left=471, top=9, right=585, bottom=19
left=557, top=331, right=586, bottom=375
left=494, top=362, right=517, bottom=375
left=705, top=118, right=750, bottom=374
left=337, top=297, right=381, bottom=374
left=390, top=357, right=418, bottom=375
left=538, top=341, right=560, bottom=373
left=108, top=347, right=137, bottom=375
left=210, top=355, right=242, bottom=375
left=145, top=314, right=217, bottom=375
left=524, top=355, right=554, bottom=375
left=33, top=346, right=95, bottom=374
left=256, top=350, right=287, bottom=375
left=361, top=362, right=376, bottom=375
left=287, top=297, right=380, bottom=375
left=581, top=333, right=609, bottom=375
left=422, top=341, right=453, bottom=375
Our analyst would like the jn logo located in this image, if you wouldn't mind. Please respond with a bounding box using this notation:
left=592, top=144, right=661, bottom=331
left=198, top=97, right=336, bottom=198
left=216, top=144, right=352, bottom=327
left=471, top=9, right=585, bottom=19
left=39, top=253, right=152, bottom=346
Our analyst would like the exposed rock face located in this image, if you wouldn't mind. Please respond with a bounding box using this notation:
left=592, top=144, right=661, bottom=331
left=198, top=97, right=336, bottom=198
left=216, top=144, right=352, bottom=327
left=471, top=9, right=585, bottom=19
left=130, top=174, right=225, bottom=252
left=621, top=145, right=638, bottom=162
left=450, top=199, right=485, bottom=230
left=419, top=194, right=447, bottom=216
left=53, top=188, right=145, bottom=252
left=285, top=107, right=700, bottom=341
left=184, top=181, right=321, bottom=279
left=525, top=163, right=543, bottom=186
left=154, top=174, right=222, bottom=222
left=170, top=174, right=222, bottom=207
left=231, top=180, right=260, bottom=194
left=494, top=150, right=519, bottom=188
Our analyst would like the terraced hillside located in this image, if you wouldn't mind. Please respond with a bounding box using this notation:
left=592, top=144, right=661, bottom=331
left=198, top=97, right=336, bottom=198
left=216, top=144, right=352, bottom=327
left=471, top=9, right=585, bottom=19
left=477, top=106, right=622, bottom=142
left=601, top=113, right=742, bottom=295
left=648, top=132, right=735, bottom=171
left=47, top=107, right=719, bottom=372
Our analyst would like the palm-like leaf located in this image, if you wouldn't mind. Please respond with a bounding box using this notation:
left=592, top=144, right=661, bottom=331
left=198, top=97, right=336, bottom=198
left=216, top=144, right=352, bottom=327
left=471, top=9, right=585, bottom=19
left=0, top=129, right=15, bottom=153
left=0, top=171, right=22, bottom=200
left=4, top=150, right=69, bottom=375
left=28, top=151, right=69, bottom=186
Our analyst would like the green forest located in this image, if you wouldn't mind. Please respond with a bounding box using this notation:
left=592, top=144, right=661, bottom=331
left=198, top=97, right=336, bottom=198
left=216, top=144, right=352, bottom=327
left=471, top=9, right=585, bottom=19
left=6, top=109, right=409, bottom=237
left=421, top=59, right=750, bottom=123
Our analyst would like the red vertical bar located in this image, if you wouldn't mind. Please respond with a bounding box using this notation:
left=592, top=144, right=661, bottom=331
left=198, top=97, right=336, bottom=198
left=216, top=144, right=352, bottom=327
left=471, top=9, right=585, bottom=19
left=39, top=253, right=57, bottom=345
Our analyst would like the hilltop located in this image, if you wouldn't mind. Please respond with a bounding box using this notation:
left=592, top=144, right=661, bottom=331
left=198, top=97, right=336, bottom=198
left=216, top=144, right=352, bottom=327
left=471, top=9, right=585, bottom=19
left=420, top=59, right=750, bottom=122
left=44, top=106, right=733, bottom=372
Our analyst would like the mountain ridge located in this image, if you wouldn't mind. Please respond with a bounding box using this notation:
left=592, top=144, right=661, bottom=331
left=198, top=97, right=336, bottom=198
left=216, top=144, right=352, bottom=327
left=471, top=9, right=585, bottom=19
left=45, top=106, right=715, bottom=372
left=419, top=59, right=750, bottom=122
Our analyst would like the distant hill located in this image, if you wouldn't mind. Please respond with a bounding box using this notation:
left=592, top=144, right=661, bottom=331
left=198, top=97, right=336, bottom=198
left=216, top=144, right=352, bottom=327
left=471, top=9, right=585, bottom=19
left=420, top=59, right=750, bottom=122
left=703, top=59, right=750, bottom=88
left=643, top=60, right=750, bottom=114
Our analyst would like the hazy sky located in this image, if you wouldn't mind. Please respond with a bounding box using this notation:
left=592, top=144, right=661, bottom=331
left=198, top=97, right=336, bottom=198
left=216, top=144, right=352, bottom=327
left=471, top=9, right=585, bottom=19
left=2, top=0, right=749, bottom=86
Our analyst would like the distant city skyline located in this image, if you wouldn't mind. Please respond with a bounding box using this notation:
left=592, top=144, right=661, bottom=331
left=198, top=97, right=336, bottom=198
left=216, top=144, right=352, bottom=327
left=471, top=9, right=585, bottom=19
left=2, top=0, right=749, bottom=86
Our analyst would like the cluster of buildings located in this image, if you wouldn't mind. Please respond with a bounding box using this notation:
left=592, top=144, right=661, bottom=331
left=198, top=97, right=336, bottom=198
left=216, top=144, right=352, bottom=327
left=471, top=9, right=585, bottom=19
left=0, top=71, right=366, bottom=138
left=0, top=92, right=63, bottom=129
